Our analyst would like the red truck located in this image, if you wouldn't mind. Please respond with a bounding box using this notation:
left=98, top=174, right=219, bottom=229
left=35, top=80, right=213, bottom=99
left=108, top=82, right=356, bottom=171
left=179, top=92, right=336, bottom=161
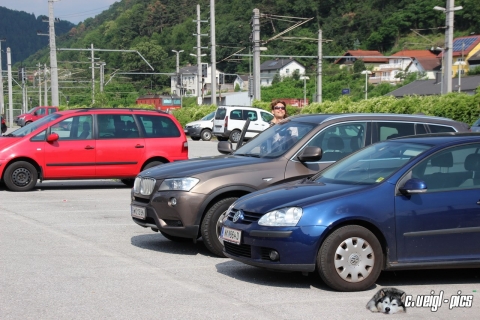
left=15, top=106, right=59, bottom=127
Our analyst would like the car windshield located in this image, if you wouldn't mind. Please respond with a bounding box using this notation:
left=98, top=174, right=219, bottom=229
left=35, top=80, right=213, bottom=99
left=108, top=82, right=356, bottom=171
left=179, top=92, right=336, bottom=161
left=313, top=141, right=433, bottom=185
left=201, top=112, right=215, bottom=121
left=473, top=118, right=480, bottom=126
left=6, top=113, right=62, bottom=137
left=26, top=107, right=37, bottom=114
left=234, top=120, right=317, bottom=158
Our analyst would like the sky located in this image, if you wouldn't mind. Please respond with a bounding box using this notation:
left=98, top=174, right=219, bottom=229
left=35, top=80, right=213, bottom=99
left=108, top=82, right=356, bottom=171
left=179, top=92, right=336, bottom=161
left=0, top=0, right=119, bottom=24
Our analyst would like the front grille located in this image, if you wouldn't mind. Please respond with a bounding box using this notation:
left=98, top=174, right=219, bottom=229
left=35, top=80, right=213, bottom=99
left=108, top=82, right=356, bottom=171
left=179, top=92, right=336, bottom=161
left=224, top=242, right=251, bottom=258
left=133, top=196, right=149, bottom=204
left=227, top=208, right=263, bottom=224
left=261, top=247, right=272, bottom=260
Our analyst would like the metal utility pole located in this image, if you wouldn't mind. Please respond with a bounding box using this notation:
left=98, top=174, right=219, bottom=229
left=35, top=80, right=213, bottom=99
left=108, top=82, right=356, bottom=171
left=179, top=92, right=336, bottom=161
left=48, top=0, right=60, bottom=106
left=210, top=0, right=217, bottom=105
left=7, top=47, right=13, bottom=127
left=317, top=30, right=322, bottom=103
left=0, top=38, right=5, bottom=117
left=196, top=5, right=202, bottom=104
left=99, top=62, right=106, bottom=92
left=172, top=49, right=184, bottom=95
left=44, top=64, right=48, bottom=105
left=91, top=43, right=95, bottom=104
left=252, top=8, right=261, bottom=101
left=37, top=63, right=42, bottom=106
left=21, top=67, right=26, bottom=113
left=434, top=0, right=462, bottom=94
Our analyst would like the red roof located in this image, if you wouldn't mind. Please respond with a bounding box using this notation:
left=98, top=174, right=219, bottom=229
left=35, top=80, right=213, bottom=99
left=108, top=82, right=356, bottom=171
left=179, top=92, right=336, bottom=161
left=392, top=50, right=437, bottom=58
left=334, top=50, right=388, bottom=64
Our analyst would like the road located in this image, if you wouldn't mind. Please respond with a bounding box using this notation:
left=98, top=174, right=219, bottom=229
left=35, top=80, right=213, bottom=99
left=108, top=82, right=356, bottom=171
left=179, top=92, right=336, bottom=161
left=0, top=138, right=479, bottom=319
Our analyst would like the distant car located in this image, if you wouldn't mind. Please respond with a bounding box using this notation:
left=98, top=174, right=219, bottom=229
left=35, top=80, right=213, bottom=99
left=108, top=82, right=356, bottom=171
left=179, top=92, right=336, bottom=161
left=470, top=118, right=480, bottom=132
left=131, top=113, right=469, bottom=257
left=0, top=108, right=188, bottom=191
left=184, top=111, right=215, bottom=141
left=1, top=115, right=6, bottom=134
left=15, top=106, right=59, bottom=127
left=213, top=106, right=274, bottom=143
left=222, top=133, right=480, bottom=292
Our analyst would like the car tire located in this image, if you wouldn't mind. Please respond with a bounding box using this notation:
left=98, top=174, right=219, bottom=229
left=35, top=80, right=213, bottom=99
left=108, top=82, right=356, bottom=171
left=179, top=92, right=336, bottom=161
left=4, top=161, right=38, bottom=192
left=143, top=160, right=165, bottom=171
left=201, top=197, right=238, bottom=257
left=160, top=231, right=191, bottom=242
left=317, top=225, right=383, bottom=292
left=200, top=129, right=212, bottom=141
left=191, top=137, right=201, bottom=141
left=229, top=130, right=241, bottom=143
left=121, top=179, right=134, bottom=187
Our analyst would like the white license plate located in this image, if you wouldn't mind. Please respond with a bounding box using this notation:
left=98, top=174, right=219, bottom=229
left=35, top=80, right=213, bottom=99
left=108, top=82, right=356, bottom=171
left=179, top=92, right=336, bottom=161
left=221, top=226, right=242, bottom=245
left=184, top=129, right=188, bottom=133
left=131, top=205, right=146, bottom=219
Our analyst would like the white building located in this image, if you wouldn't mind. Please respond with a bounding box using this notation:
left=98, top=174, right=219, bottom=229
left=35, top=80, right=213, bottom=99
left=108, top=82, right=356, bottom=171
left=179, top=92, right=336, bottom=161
left=259, top=59, right=305, bottom=86
left=170, top=64, right=222, bottom=96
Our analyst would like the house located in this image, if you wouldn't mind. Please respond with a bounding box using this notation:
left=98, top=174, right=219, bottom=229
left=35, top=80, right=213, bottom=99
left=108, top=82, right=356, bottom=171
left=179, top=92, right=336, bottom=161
left=469, top=50, right=480, bottom=71
left=334, top=50, right=388, bottom=70
left=385, top=74, right=480, bottom=97
left=408, top=57, right=441, bottom=80
left=259, top=58, right=305, bottom=86
left=233, top=75, right=250, bottom=91
left=439, top=35, right=480, bottom=76
left=370, top=50, right=437, bottom=84
left=170, top=64, right=223, bottom=96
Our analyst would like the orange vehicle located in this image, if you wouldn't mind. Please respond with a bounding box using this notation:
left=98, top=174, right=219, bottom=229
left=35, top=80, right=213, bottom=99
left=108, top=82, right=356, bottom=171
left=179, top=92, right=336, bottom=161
left=136, top=94, right=181, bottom=112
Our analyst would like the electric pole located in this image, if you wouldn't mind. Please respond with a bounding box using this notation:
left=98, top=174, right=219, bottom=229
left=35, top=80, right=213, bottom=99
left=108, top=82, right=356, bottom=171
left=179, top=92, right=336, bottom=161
left=210, top=0, right=217, bottom=105
left=37, top=63, right=42, bottom=106
left=7, top=47, right=13, bottom=127
left=44, top=64, right=48, bottom=105
left=252, top=8, right=261, bottom=101
left=48, top=0, right=60, bottom=106
left=317, top=30, right=322, bottom=103
left=0, top=38, right=5, bottom=117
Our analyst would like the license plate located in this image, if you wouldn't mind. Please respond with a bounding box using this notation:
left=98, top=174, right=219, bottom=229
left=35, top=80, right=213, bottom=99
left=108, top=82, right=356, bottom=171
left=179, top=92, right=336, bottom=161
left=184, top=129, right=188, bottom=133
left=221, top=226, right=241, bottom=245
left=131, top=205, right=146, bottom=219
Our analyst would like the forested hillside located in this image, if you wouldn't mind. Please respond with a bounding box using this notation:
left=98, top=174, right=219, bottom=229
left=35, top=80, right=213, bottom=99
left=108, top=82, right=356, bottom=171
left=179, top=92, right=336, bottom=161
left=16, top=0, right=480, bottom=105
left=0, top=6, right=74, bottom=68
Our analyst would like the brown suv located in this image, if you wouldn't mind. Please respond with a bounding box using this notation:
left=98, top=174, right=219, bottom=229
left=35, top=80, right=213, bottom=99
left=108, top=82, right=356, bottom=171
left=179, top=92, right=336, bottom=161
left=130, top=113, right=469, bottom=257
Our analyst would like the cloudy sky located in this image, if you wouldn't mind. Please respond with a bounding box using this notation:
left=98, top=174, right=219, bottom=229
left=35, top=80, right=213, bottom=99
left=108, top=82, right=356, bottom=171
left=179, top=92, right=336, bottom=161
left=0, top=0, right=119, bottom=24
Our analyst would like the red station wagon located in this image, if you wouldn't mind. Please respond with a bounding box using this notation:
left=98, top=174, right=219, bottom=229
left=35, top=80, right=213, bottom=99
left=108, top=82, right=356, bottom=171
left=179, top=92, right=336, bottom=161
left=0, top=108, right=188, bottom=191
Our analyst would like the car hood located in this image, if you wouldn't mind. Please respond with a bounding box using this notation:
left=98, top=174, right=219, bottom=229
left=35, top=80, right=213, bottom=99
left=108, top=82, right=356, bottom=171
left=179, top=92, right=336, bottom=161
left=0, top=136, right=22, bottom=151
left=139, top=155, right=273, bottom=179
left=232, top=181, right=366, bottom=213
left=185, top=120, right=208, bottom=127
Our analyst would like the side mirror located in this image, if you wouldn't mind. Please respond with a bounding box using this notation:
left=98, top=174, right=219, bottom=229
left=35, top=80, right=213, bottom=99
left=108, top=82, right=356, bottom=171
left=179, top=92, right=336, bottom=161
left=297, top=146, right=322, bottom=162
left=399, top=178, right=427, bottom=195
left=218, top=141, right=233, bottom=154
left=46, top=132, right=59, bottom=143
left=33, top=111, right=38, bottom=116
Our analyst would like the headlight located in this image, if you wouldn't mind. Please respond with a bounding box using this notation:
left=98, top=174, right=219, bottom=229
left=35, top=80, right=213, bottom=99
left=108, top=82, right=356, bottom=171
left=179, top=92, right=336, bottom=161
left=192, top=124, right=200, bottom=128
left=258, top=207, right=303, bottom=226
left=159, top=177, right=199, bottom=191
left=134, top=177, right=156, bottom=195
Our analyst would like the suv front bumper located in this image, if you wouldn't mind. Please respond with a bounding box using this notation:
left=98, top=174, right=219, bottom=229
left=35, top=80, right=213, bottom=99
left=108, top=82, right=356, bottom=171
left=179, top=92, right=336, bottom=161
left=185, top=126, right=203, bottom=138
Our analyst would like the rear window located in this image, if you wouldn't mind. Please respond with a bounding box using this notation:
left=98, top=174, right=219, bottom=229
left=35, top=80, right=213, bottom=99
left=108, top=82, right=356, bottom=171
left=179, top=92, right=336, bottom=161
left=136, top=114, right=180, bottom=138
left=428, top=124, right=456, bottom=133
left=215, top=108, right=227, bottom=120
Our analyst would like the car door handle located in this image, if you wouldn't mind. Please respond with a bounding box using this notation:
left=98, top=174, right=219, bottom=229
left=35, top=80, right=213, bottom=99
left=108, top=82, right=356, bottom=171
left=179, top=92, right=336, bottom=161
left=85, top=145, right=94, bottom=150
left=135, top=144, right=145, bottom=148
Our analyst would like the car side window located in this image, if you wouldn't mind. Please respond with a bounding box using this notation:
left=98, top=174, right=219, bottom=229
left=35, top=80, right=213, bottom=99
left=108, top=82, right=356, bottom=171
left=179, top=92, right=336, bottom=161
left=410, top=143, right=480, bottom=191
left=51, top=115, right=92, bottom=140
left=136, top=114, right=180, bottom=138
left=378, top=122, right=415, bottom=140
left=428, top=124, right=456, bottom=133
left=230, top=110, right=243, bottom=120
left=243, top=110, right=258, bottom=121
left=31, top=130, right=46, bottom=142
left=305, top=122, right=367, bottom=161
left=48, top=108, right=56, bottom=115
left=261, top=111, right=274, bottom=123
left=98, top=114, right=137, bottom=139
left=37, top=108, right=46, bottom=115
left=415, top=123, right=427, bottom=135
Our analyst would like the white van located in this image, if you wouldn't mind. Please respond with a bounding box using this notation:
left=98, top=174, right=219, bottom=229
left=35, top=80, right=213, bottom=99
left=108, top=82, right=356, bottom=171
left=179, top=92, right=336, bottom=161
left=184, top=111, right=215, bottom=141
left=212, top=106, right=273, bottom=143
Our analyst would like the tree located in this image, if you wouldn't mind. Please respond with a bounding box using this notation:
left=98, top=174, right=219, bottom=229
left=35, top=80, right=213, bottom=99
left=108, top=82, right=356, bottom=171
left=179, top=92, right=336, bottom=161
left=353, top=60, right=366, bottom=74
left=272, top=73, right=281, bottom=85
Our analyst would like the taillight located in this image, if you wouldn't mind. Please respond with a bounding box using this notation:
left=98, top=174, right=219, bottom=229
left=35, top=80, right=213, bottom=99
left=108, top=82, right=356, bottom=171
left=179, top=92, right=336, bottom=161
left=183, top=141, right=188, bottom=152
left=224, top=116, right=228, bottom=130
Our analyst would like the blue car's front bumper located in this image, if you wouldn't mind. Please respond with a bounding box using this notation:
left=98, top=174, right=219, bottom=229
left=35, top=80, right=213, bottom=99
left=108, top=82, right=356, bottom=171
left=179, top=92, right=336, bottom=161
left=222, top=221, right=328, bottom=272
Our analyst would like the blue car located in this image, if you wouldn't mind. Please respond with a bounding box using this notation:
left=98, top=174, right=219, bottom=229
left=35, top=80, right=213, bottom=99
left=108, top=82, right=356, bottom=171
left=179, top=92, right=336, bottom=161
left=221, top=133, right=480, bottom=292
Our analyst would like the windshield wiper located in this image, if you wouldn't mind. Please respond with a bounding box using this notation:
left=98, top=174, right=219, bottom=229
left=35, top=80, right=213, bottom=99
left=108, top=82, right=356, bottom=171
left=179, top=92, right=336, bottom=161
left=3, top=133, right=15, bottom=137
left=235, top=153, right=260, bottom=158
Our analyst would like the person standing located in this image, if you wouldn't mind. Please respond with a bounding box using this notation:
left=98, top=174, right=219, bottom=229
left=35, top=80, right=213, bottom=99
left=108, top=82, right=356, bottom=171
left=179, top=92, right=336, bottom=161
left=269, top=100, right=288, bottom=126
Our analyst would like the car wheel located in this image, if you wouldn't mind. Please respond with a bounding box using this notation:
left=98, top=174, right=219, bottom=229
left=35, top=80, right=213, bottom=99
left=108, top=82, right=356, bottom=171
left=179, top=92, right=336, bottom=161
left=201, top=197, right=238, bottom=257
left=200, top=129, right=212, bottom=141
left=229, top=130, right=241, bottom=143
left=317, top=225, right=383, bottom=292
left=143, top=160, right=165, bottom=171
left=160, top=231, right=191, bottom=242
left=4, top=161, right=38, bottom=192
left=121, top=179, right=134, bottom=187
left=191, top=137, right=201, bottom=141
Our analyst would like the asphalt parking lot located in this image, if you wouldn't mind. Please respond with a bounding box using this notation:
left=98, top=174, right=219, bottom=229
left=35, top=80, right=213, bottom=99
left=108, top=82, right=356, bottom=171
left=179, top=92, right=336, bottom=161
left=1, top=137, right=479, bottom=319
